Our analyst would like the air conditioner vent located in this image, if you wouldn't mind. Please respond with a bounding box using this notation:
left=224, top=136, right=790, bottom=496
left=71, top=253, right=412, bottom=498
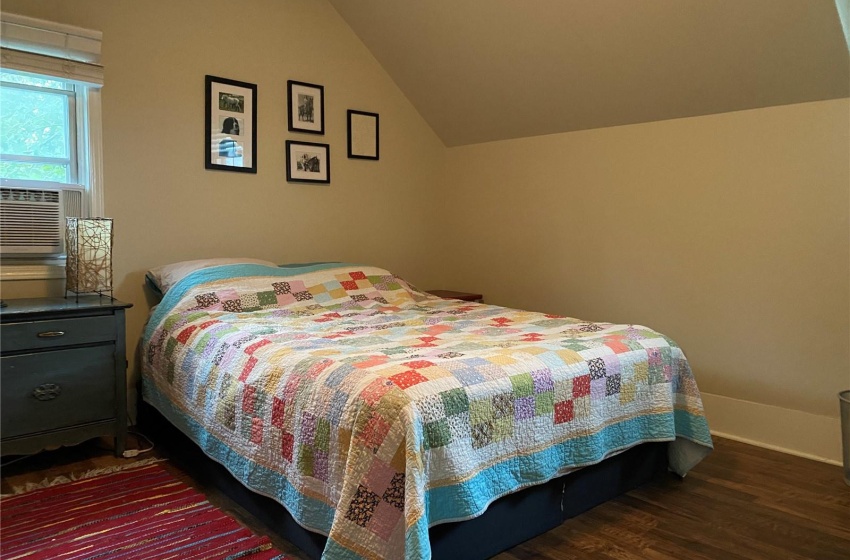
left=0, top=185, right=86, bottom=256
left=0, top=188, right=60, bottom=203
left=63, top=188, right=83, bottom=218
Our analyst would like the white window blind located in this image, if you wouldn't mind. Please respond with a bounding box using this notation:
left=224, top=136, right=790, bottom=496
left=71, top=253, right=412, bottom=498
left=0, top=13, right=102, bottom=85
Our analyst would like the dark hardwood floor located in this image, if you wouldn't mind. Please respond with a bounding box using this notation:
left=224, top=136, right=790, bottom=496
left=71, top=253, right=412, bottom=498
left=2, top=436, right=848, bottom=559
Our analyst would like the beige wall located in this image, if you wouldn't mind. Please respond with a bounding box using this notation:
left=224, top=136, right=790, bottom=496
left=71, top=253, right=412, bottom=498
left=0, top=0, right=446, bottom=391
left=438, top=98, right=850, bottom=421
left=2, top=1, right=848, bottom=458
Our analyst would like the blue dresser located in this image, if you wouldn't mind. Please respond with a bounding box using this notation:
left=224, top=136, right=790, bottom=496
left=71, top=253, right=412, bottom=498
left=0, top=297, right=132, bottom=457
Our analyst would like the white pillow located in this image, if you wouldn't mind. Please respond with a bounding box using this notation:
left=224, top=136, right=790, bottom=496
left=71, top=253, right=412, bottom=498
left=146, top=258, right=277, bottom=295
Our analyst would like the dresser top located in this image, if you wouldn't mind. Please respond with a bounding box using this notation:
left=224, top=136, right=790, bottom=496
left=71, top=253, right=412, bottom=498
left=0, top=296, right=132, bottom=321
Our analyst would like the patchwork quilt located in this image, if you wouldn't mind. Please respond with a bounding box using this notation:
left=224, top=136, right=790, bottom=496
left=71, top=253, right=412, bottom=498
left=142, top=263, right=712, bottom=560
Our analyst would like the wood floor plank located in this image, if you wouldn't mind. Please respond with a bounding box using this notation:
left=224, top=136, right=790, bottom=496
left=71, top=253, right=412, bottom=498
left=2, top=436, right=848, bottom=559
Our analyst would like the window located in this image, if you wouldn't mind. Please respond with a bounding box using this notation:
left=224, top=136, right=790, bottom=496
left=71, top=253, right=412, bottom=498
left=1, top=71, right=78, bottom=184
left=0, top=13, right=103, bottom=277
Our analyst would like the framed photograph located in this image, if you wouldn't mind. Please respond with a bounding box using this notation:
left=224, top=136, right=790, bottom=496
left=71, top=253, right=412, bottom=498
left=286, top=140, right=330, bottom=184
left=347, top=110, right=379, bottom=160
left=205, top=75, right=257, bottom=173
left=287, top=80, right=324, bottom=135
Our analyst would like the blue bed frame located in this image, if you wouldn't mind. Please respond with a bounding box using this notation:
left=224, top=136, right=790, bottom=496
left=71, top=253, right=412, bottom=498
left=140, top=400, right=668, bottom=559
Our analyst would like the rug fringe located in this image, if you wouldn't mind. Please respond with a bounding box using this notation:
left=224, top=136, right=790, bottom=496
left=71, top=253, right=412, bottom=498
left=2, top=457, right=167, bottom=497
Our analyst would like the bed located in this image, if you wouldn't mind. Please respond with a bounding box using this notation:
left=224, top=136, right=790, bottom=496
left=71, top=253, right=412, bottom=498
left=141, top=262, right=712, bottom=560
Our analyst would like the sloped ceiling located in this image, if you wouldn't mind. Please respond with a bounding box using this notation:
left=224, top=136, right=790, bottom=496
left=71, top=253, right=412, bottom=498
left=329, top=0, right=850, bottom=147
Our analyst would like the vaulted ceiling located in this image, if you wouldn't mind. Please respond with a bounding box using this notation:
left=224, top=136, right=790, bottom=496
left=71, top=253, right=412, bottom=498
left=329, top=0, right=850, bottom=147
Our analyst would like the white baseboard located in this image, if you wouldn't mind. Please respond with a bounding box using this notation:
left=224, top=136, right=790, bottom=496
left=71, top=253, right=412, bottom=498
left=700, top=392, right=844, bottom=466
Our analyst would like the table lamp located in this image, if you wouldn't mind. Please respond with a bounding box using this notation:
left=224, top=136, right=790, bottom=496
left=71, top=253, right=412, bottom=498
left=65, top=217, right=113, bottom=301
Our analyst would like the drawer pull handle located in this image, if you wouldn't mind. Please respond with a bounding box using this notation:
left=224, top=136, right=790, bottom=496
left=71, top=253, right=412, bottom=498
left=32, top=383, right=62, bottom=401
left=37, top=331, right=65, bottom=338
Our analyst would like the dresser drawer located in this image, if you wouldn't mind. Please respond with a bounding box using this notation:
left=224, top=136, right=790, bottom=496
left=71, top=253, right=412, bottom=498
left=1, top=346, right=116, bottom=438
left=0, top=315, right=116, bottom=353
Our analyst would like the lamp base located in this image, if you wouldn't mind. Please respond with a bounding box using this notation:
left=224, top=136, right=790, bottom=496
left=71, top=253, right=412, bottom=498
left=65, top=290, right=114, bottom=303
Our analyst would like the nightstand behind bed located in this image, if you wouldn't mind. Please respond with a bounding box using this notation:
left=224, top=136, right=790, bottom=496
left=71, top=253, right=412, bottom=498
left=426, top=290, right=483, bottom=303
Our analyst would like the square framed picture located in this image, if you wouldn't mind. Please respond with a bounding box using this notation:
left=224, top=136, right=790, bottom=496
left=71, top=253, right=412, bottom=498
left=205, top=75, right=257, bottom=173
left=347, top=110, right=379, bottom=160
left=286, top=140, right=330, bottom=184
left=287, top=80, right=324, bottom=135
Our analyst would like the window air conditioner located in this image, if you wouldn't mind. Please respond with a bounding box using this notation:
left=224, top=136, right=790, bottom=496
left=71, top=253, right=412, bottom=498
left=0, top=184, right=85, bottom=256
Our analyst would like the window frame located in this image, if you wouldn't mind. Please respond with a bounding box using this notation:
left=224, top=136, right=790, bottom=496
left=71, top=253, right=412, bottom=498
left=0, top=13, right=104, bottom=279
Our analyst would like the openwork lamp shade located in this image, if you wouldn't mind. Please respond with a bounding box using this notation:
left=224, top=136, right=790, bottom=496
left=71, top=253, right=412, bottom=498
left=65, top=217, right=113, bottom=300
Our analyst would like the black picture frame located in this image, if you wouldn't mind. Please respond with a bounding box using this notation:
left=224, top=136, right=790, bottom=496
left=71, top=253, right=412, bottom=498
left=205, top=75, right=257, bottom=173
left=286, top=140, right=330, bottom=184
left=287, top=80, right=325, bottom=135
left=347, top=110, right=379, bottom=160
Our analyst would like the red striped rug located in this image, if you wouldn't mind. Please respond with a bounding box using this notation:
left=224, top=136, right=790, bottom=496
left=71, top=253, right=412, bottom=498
left=0, top=463, right=287, bottom=560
